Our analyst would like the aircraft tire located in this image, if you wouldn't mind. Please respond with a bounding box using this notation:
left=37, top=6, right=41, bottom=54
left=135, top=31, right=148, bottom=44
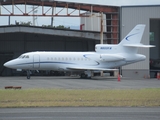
left=27, top=75, right=30, bottom=79
left=26, top=70, right=31, bottom=79
left=80, top=73, right=91, bottom=79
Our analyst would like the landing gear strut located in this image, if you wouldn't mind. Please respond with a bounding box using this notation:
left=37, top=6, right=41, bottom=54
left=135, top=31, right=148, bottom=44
left=27, top=70, right=31, bottom=79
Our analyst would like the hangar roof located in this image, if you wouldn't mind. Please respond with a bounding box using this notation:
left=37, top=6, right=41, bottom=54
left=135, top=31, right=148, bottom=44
left=0, top=0, right=118, bottom=43
left=0, top=0, right=119, bottom=14
left=122, top=5, right=160, bottom=7
left=0, top=25, right=107, bottom=40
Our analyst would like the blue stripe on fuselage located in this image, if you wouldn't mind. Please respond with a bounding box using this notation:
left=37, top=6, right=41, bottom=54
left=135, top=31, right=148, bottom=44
left=16, top=61, right=75, bottom=66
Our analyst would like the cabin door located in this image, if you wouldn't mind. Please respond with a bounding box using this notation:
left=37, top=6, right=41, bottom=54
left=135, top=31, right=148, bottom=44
left=33, top=55, right=40, bottom=68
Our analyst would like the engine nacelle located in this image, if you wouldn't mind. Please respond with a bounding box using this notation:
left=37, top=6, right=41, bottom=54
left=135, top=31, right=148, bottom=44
left=100, top=54, right=125, bottom=62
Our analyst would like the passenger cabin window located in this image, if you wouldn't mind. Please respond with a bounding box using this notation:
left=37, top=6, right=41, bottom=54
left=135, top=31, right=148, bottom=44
left=45, top=57, right=91, bottom=61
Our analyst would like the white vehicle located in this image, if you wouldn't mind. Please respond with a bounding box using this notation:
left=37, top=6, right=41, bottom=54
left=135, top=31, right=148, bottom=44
left=4, top=24, right=154, bottom=79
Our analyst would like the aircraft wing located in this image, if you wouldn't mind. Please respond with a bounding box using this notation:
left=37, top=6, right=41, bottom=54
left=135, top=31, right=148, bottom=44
left=67, top=67, right=118, bottom=71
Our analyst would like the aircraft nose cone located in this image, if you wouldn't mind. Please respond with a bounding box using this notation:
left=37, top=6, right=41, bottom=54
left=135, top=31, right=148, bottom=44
left=3, top=60, right=15, bottom=69
left=4, top=62, right=10, bottom=68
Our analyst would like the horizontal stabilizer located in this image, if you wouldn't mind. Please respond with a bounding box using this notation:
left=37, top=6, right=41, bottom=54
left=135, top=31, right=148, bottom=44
left=123, top=44, right=155, bottom=48
left=67, top=67, right=118, bottom=71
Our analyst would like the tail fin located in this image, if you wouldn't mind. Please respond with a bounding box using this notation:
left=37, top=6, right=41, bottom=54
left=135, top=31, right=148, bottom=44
left=95, top=24, right=154, bottom=53
left=119, top=24, right=146, bottom=46
left=119, top=24, right=155, bottom=54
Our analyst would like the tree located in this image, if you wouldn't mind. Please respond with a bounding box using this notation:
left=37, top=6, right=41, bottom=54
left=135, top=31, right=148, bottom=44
left=42, top=25, right=70, bottom=29
left=19, top=21, right=32, bottom=26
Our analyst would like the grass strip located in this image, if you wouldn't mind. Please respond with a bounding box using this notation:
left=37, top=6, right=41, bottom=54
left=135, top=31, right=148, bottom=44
left=0, top=88, right=160, bottom=107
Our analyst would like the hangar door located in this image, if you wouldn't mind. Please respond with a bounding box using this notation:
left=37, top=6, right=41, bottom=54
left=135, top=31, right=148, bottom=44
left=0, top=53, right=13, bottom=76
left=150, top=19, right=160, bottom=77
left=33, top=55, right=40, bottom=69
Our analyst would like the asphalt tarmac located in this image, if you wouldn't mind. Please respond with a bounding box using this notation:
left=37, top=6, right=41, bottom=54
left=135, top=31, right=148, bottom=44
left=0, top=107, right=160, bottom=120
left=0, top=76, right=160, bottom=89
left=0, top=76, right=160, bottom=120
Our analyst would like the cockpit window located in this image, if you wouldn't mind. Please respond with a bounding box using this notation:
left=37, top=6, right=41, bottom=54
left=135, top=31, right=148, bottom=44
left=18, top=55, right=23, bottom=59
left=22, top=55, right=26, bottom=58
left=18, top=55, right=29, bottom=59
left=25, top=55, right=29, bottom=58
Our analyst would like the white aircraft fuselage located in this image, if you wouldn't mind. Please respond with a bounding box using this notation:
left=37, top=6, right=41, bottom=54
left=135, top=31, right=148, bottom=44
left=4, top=51, right=145, bottom=71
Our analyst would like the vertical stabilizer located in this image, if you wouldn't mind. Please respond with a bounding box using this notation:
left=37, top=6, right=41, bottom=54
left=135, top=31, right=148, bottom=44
left=95, top=24, right=154, bottom=54
left=118, top=24, right=146, bottom=54
left=119, top=24, right=146, bottom=45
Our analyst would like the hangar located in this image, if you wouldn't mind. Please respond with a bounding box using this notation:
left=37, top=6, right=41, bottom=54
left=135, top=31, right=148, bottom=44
left=121, top=5, right=160, bottom=78
left=0, top=1, right=160, bottom=78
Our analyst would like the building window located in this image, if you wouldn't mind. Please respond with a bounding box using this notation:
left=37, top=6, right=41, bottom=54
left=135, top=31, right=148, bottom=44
left=150, top=32, right=154, bottom=41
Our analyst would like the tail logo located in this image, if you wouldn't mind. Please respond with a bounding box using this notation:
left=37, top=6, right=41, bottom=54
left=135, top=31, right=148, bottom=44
left=125, top=33, right=139, bottom=41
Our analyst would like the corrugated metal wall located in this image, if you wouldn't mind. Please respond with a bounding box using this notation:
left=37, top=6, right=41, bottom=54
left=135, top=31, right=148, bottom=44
left=0, top=33, right=96, bottom=55
left=121, top=6, right=160, bottom=77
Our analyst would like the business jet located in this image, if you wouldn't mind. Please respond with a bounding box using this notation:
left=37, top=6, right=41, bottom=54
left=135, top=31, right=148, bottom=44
left=4, top=24, right=154, bottom=79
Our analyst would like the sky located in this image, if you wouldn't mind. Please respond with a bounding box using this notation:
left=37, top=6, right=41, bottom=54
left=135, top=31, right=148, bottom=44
left=0, top=0, right=160, bottom=28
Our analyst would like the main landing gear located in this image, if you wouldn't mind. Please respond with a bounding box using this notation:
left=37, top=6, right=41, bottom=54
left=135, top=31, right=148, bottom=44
left=80, top=71, right=92, bottom=79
